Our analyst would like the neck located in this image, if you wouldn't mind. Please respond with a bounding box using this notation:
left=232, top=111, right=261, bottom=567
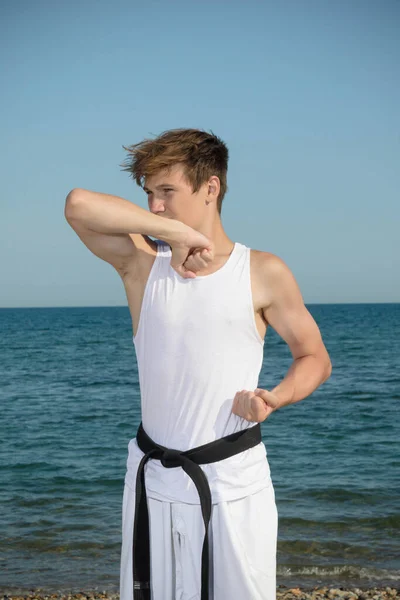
left=195, top=216, right=234, bottom=256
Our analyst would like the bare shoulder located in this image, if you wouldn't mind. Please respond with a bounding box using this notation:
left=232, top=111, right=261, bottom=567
left=250, top=247, right=290, bottom=272
left=251, top=248, right=297, bottom=281
left=250, top=248, right=302, bottom=311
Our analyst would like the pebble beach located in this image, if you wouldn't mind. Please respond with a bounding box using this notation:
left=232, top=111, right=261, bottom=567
left=1, top=586, right=399, bottom=600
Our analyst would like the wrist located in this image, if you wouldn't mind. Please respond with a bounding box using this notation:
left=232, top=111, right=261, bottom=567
left=270, top=388, right=290, bottom=410
left=159, top=220, right=191, bottom=247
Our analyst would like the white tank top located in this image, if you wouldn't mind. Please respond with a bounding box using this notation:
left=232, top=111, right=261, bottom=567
left=124, top=239, right=273, bottom=504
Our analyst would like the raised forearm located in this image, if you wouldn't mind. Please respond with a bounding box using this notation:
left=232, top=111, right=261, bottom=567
left=271, top=354, right=332, bottom=409
left=64, top=188, right=188, bottom=245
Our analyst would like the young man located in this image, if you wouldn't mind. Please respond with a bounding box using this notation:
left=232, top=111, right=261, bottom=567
left=64, top=128, right=332, bottom=600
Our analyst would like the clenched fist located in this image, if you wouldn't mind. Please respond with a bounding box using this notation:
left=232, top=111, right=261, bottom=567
left=231, top=388, right=281, bottom=423
left=168, top=227, right=214, bottom=279
left=183, top=247, right=213, bottom=273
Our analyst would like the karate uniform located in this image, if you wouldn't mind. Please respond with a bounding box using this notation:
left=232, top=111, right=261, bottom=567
left=120, top=240, right=278, bottom=600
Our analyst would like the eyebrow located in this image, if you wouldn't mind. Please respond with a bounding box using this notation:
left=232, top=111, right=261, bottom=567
left=143, top=183, right=176, bottom=192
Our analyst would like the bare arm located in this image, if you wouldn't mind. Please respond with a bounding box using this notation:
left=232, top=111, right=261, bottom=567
left=64, top=188, right=212, bottom=277
left=231, top=253, right=332, bottom=422
left=262, top=255, right=332, bottom=408
left=65, top=188, right=189, bottom=242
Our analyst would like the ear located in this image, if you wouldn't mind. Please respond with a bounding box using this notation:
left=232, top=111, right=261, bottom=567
left=208, top=175, right=220, bottom=197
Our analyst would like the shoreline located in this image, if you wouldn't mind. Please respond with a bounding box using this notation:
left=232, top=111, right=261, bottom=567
left=0, top=586, right=398, bottom=600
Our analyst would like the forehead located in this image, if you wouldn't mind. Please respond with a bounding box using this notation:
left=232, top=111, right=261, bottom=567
left=144, top=164, right=188, bottom=188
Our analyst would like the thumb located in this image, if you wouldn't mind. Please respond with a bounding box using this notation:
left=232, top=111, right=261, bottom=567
left=255, top=388, right=280, bottom=411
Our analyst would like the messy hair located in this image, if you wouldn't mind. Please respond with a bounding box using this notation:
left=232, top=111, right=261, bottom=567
left=119, top=128, right=229, bottom=215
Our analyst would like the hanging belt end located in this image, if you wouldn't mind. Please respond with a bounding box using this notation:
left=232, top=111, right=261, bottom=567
left=133, top=581, right=150, bottom=600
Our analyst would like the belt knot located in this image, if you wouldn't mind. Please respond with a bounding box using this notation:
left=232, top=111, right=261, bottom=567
left=160, top=448, right=184, bottom=468
left=134, top=421, right=262, bottom=600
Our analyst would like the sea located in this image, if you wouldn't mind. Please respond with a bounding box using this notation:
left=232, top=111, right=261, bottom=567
left=0, top=303, right=399, bottom=593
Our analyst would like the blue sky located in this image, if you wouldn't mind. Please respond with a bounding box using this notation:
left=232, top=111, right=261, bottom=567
left=1, top=0, right=399, bottom=307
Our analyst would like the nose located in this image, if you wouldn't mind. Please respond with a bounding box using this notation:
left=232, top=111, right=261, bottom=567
left=148, top=199, right=165, bottom=214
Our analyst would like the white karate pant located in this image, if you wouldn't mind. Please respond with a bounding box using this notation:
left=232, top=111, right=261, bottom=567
left=120, top=481, right=278, bottom=600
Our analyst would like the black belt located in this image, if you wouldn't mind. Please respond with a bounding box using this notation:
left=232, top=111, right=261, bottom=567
left=132, top=421, right=262, bottom=600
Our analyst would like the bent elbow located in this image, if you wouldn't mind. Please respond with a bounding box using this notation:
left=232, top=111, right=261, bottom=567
left=64, top=188, right=85, bottom=221
left=324, top=361, right=332, bottom=382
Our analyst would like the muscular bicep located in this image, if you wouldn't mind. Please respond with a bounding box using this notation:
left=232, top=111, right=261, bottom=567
left=262, top=256, right=327, bottom=360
